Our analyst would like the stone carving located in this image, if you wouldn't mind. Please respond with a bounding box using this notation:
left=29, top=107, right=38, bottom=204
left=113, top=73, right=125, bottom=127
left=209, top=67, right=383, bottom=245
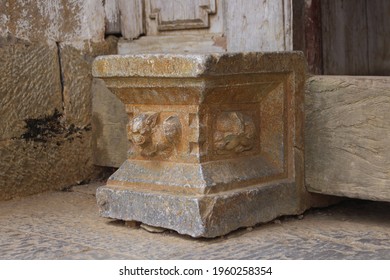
left=214, top=112, right=256, bottom=155
left=128, top=112, right=182, bottom=158
left=93, top=52, right=307, bottom=238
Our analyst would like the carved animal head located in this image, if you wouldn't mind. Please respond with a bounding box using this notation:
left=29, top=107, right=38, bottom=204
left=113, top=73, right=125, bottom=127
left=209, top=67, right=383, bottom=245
left=130, top=112, right=159, bottom=146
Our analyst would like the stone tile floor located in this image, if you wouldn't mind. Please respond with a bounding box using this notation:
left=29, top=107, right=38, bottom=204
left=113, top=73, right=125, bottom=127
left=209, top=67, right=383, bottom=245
left=0, top=182, right=389, bottom=260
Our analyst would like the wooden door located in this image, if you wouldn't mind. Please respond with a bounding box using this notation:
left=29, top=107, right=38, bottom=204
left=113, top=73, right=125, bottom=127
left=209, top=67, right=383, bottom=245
left=114, top=0, right=293, bottom=54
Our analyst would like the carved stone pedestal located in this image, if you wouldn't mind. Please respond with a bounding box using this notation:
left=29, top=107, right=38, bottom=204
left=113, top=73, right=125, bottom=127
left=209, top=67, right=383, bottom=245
left=92, top=53, right=309, bottom=237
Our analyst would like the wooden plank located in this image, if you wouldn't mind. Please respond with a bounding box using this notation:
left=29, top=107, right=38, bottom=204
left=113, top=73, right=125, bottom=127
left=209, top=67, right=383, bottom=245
left=293, top=0, right=322, bottom=74
left=104, top=0, right=121, bottom=34
left=283, top=0, right=293, bottom=51
left=293, top=0, right=305, bottom=52
left=304, top=0, right=322, bottom=74
left=224, top=0, right=292, bottom=51
left=119, top=0, right=144, bottom=39
left=118, top=35, right=225, bottom=54
left=321, top=0, right=368, bottom=75
left=366, top=0, right=390, bottom=75
left=305, top=76, right=390, bottom=202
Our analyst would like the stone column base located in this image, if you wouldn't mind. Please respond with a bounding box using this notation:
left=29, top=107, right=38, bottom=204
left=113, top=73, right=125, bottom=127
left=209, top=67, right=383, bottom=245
left=92, top=53, right=310, bottom=237
left=97, top=179, right=299, bottom=238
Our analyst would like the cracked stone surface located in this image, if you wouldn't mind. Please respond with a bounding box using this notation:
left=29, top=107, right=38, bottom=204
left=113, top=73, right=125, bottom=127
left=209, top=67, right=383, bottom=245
left=0, top=183, right=389, bottom=260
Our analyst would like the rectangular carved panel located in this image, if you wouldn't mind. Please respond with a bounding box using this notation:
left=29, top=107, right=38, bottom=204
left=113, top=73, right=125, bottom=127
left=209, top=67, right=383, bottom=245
left=148, top=0, right=216, bottom=31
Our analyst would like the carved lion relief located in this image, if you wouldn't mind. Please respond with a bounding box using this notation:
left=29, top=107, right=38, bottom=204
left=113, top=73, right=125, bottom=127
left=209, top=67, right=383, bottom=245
left=128, top=112, right=182, bottom=158
left=214, top=112, right=256, bottom=155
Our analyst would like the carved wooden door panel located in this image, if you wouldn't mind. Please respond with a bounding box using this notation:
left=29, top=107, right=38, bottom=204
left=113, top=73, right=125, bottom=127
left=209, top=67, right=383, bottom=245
left=117, top=0, right=292, bottom=54
left=146, top=0, right=217, bottom=32
left=117, top=0, right=224, bottom=54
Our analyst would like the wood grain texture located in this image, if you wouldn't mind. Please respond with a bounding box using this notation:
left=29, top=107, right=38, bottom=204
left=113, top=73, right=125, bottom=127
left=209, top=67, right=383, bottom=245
left=224, top=0, right=292, bottom=51
left=120, top=0, right=293, bottom=52
left=119, top=0, right=144, bottom=39
left=147, top=0, right=216, bottom=31
left=321, top=0, right=369, bottom=75
left=292, top=0, right=305, bottom=51
left=293, top=0, right=323, bottom=74
left=367, top=0, right=390, bottom=75
left=104, top=0, right=121, bottom=35
left=321, top=0, right=390, bottom=75
left=304, top=0, right=322, bottom=74
left=143, top=0, right=223, bottom=35
left=117, top=35, right=225, bottom=54
left=305, top=76, right=390, bottom=202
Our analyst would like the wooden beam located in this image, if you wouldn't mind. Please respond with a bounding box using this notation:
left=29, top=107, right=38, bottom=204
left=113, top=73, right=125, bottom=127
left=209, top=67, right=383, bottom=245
left=306, top=76, right=390, bottom=202
left=119, top=0, right=145, bottom=40
left=304, top=0, right=323, bottom=74
left=104, top=0, right=121, bottom=35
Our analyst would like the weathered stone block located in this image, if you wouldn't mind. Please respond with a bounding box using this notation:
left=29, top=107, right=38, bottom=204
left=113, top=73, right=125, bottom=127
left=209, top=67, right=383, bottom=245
left=0, top=0, right=105, bottom=42
left=0, top=1, right=8, bottom=37
left=0, top=35, right=118, bottom=200
left=59, top=37, right=118, bottom=127
left=0, top=128, right=93, bottom=201
left=0, top=37, right=62, bottom=140
left=306, top=76, right=390, bottom=202
left=92, top=78, right=128, bottom=167
left=93, top=52, right=311, bottom=237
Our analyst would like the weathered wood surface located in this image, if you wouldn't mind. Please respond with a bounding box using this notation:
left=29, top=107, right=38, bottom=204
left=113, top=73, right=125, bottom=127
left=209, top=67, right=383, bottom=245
left=118, top=35, right=225, bottom=54
left=293, top=0, right=323, bottom=74
left=321, top=0, right=390, bottom=75
left=304, top=0, right=322, bottom=74
left=119, top=0, right=144, bottom=39
left=147, top=0, right=216, bottom=31
left=224, top=0, right=292, bottom=51
left=144, top=0, right=222, bottom=35
left=366, top=0, right=390, bottom=75
left=104, top=0, right=121, bottom=34
left=119, top=0, right=292, bottom=52
left=306, top=76, right=390, bottom=202
left=321, top=0, right=368, bottom=75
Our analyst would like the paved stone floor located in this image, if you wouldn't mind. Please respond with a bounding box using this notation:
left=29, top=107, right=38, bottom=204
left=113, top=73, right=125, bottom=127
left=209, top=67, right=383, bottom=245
left=0, top=182, right=389, bottom=260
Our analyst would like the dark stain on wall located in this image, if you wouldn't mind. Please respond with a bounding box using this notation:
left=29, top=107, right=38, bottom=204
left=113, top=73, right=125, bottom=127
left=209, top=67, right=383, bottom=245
left=19, top=109, right=91, bottom=144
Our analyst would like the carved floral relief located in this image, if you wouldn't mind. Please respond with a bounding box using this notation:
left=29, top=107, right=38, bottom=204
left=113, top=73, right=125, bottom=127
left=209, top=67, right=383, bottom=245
left=128, top=112, right=182, bottom=158
left=213, top=112, right=256, bottom=155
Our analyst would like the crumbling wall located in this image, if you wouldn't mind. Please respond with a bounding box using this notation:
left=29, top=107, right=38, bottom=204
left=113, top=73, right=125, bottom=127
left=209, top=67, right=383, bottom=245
left=0, top=0, right=118, bottom=200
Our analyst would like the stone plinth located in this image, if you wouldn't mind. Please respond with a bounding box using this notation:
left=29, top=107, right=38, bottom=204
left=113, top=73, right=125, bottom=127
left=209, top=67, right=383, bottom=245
left=92, top=52, right=308, bottom=237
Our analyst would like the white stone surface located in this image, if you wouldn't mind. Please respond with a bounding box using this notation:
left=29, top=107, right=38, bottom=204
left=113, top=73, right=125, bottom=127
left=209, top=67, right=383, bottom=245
left=1, top=0, right=105, bottom=43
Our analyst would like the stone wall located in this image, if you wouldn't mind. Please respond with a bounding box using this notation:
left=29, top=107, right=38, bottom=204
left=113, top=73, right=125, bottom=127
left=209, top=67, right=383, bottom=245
left=0, top=0, right=118, bottom=200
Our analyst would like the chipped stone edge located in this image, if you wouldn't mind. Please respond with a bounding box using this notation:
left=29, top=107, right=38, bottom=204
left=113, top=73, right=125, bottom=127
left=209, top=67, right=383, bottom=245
left=92, top=52, right=306, bottom=78
left=96, top=181, right=300, bottom=238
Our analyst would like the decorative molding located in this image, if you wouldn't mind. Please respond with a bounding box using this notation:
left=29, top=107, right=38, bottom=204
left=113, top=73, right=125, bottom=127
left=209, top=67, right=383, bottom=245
left=149, top=0, right=216, bottom=31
